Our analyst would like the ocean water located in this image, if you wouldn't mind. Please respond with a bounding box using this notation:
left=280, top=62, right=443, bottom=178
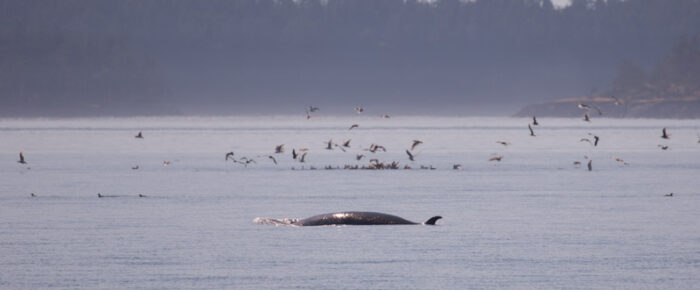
left=1, top=116, right=699, bottom=289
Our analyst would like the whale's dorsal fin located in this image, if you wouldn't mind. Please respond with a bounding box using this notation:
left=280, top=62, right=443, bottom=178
left=424, top=216, right=442, bottom=225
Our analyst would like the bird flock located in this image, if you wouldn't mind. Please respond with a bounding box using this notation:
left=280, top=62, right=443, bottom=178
left=14, top=102, right=698, bottom=198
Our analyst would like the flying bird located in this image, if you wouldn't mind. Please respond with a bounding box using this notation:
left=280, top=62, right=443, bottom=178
left=349, top=124, right=359, bottom=130
left=453, top=164, right=462, bottom=170
left=131, top=165, right=139, bottom=170
left=528, top=124, right=536, bottom=136
left=411, top=140, right=423, bottom=151
left=578, top=103, right=602, bottom=115
left=135, top=131, right=144, bottom=138
left=496, top=141, right=510, bottom=146
left=380, top=114, right=391, bottom=119
left=30, top=193, right=36, bottom=197
left=661, top=127, right=670, bottom=139
left=299, top=152, right=307, bottom=163
left=225, top=152, right=235, bottom=161
left=162, top=161, right=171, bottom=166
left=406, top=150, right=416, bottom=161
left=665, top=193, right=673, bottom=197
left=488, top=156, right=503, bottom=162
left=593, top=135, right=600, bottom=146
left=309, top=106, right=319, bottom=113
left=139, top=194, right=147, bottom=198
left=587, top=160, right=592, bottom=171
left=532, top=116, right=539, bottom=126
left=275, top=144, right=285, bottom=153
left=356, top=154, right=364, bottom=161
left=355, top=107, right=364, bottom=114
left=342, top=139, right=351, bottom=148
left=583, top=113, right=590, bottom=122
left=265, top=155, right=278, bottom=164
left=17, top=152, right=27, bottom=164
left=292, top=149, right=298, bottom=160
left=611, top=96, right=623, bottom=106
left=658, top=145, right=669, bottom=150
left=325, top=139, right=333, bottom=150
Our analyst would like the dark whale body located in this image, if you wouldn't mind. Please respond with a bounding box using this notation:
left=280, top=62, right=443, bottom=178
left=293, top=211, right=442, bottom=226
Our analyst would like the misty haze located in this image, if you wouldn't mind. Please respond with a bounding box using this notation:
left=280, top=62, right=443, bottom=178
left=2, top=0, right=699, bottom=117
left=3, top=1, right=700, bottom=289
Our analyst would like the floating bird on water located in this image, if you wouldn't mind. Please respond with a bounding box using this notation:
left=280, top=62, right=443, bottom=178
left=275, top=144, right=285, bottom=153
left=587, top=160, right=592, bottom=171
left=380, top=114, right=391, bottom=119
left=665, top=193, right=673, bottom=197
left=496, top=141, right=510, bottom=146
left=30, top=193, right=36, bottom=198
left=135, top=131, right=144, bottom=138
left=406, top=150, right=416, bottom=161
left=488, top=156, right=503, bottom=162
left=593, top=135, right=600, bottom=146
left=411, top=140, right=423, bottom=151
left=532, top=116, right=539, bottom=126
left=658, top=145, right=669, bottom=150
left=325, top=139, right=333, bottom=150
left=611, top=157, right=629, bottom=165
left=356, top=154, right=364, bottom=161
left=334, top=144, right=346, bottom=152
left=661, top=127, right=670, bottom=139
left=162, top=161, right=171, bottom=166
left=131, top=165, right=139, bottom=170
left=139, top=194, right=147, bottom=198
left=342, top=139, right=351, bottom=148
left=578, top=103, right=602, bottom=115
left=225, top=152, right=235, bottom=161
left=18, top=152, right=27, bottom=164
left=528, top=124, right=536, bottom=136
left=573, top=161, right=582, bottom=167
left=355, top=107, right=364, bottom=114
left=299, top=152, right=307, bottom=163
left=265, top=155, right=278, bottom=164
left=349, top=124, right=359, bottom=130
left=453, top=164, right=462, bottom=170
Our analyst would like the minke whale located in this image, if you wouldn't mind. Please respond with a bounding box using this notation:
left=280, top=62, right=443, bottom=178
left=292, top=211, right=442, bottom=226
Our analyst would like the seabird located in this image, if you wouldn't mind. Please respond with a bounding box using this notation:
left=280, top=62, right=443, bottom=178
left=578, top=103, right=602, bottom=115
left=380, top=114, right=390, bottom=119
left=139, top=194, right=147, bottom=198
left=658, top=145, right=669, bottom=150
left=325, top=139, right=333, bottom=150
left=299, top=152, right=307, bottom=163
left=275, top=144, right=285, bottom=153
left=496, top=141, right=510, bottom=146
left=162, top=161, right=171, bottom=166
left=355, top=107, right=364, bottom=114
left=587, top=160, right=592, bottom=171
left=135, top=131, right=144, bottom=138
left=309, top=106, right=319, bottom=113
left=611, top=96, right=622, bottom=106
left=583, top=113, right=590, bottom=122
left=593, top=135, right=600, bottom=146
left=573, top=161, right=582, bottom=167
left=356, top=154, right=364, bottom=161
left=665, top=193, right=673, bottom=197
left=30, top=193, right=36, bottom=197
left=225, top=152, right=235, bottom=161
left=342, top=139, right=351, bottom=148
left=267, top=155, right=278, bottom=164
left=406, top=150, right=415, bottom=161
left=292, top=149, right=298, bottom=160
left=334, top=144, right=346, bottom=152
left=532, top=116, right=539, bottom=126
left=661, top=127, right=670, bottom=139
left=612, top=157, right=629, bottom=165
left=528, top=124, right=536, bottom=136
left=18, top=152, right=27, bottom=164
left=453, top=164, right=462, bottom=170
left=349, top=124, right=359, bottom=130
left=131, top=165, right=139, bottom=170
left=411, top=140, right=423, bottom=151
left=488, top=156, right=503, bottom=162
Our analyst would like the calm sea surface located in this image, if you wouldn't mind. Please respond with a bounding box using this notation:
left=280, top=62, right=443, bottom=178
left=1, top=116, right=699, bottom=289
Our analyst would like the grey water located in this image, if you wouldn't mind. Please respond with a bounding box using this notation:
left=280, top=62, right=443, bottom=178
left=1, top=116, right=699, bottom=289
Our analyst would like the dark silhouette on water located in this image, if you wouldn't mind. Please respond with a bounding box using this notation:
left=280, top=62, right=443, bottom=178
left=292, top=212, right=442, bottom=226
left=18, top=152, right=27, bottom=164
left=135, top=131, right=143, bottom=139
left=661, top=127, right=670, bottom=139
